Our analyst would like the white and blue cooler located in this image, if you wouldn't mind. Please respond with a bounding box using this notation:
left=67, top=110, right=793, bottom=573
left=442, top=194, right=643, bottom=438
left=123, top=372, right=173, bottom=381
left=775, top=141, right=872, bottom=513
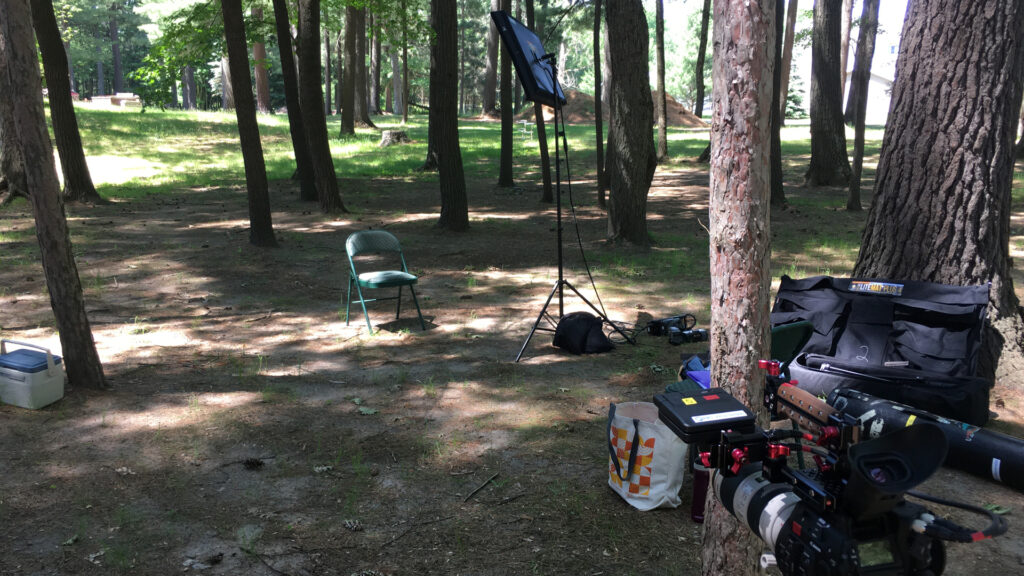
left=0, top=340, right=66, bottom=409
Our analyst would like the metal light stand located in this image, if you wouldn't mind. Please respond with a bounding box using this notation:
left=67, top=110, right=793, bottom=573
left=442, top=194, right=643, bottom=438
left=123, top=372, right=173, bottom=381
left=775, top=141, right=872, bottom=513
left=514, top=59, right=634, bottom=362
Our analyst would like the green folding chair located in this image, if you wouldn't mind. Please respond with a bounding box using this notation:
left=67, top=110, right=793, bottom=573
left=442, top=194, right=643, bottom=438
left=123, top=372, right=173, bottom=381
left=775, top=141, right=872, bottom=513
left=345, top=230, right=426, bottom=333
left=770, top=320, right=814, bottom=378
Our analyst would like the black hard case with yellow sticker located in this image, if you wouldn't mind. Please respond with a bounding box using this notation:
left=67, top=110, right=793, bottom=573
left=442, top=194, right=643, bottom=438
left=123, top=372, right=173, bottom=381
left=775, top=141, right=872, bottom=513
left=654, top=389, right=756, bottom=444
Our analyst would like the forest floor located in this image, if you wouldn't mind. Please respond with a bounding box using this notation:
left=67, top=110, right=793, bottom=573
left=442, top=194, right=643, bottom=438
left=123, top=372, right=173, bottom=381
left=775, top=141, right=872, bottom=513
left=3, top=148, right=1024, bottom=575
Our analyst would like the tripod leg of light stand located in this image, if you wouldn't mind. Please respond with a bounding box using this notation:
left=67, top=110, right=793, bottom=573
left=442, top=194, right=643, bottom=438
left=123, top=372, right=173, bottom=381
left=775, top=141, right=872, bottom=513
left=514, top=280, right=562, bottom=362
left=563, top=281, right=635, bottom=344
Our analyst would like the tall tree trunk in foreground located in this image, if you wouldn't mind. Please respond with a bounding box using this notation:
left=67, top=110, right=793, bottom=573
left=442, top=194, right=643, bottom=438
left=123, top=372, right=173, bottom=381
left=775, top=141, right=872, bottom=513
left=839, top=0, right=853, bottom=95
left=804, top=0, right=850, bottom=186
left=655, top=0, right=667, bottom=161
left=222, top=0, right=277, bottom=247
left=0, top=0, right=107, bottom=388
left=31, top=0, right=101, bottom=203
left=431, top=0, right=468, bottom=231
left=779, top=0, right=797, bottom=123
left=605, top=0, right=655, bottom=246
left=854, top=0, right=1024, bottom=388
left=298, top=0, right=346, bottom=213
left=498, top=0, right=514, bottom=187
left=702, top=0, right=774, bottom=572
left=846, top=0, right=879, bottom=211
left=592, top=0, right=605, bottom=206
left=253, top=6, right=272, bottom=113
left=341, top=6, right=356, bottom=135
left=271, top=0, right=317, bottom=201
left=108, top=2, right=123, bottom=93
left=526, top=0, right=552, bottom=203
left=693, top=0, right=711, bottom=118
left=482, top=0, right=500, bottom=116
left=770, top=0, right=785, bottom=206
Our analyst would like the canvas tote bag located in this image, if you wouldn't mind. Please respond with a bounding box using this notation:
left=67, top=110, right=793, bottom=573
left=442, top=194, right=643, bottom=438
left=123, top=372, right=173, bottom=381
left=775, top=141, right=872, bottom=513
left=607, top=401, right=688, bottom=511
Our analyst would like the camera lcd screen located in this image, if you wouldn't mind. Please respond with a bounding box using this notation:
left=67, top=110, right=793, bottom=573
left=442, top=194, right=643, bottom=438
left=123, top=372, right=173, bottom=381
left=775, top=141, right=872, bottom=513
left=857, top=539, right=895, bottom=567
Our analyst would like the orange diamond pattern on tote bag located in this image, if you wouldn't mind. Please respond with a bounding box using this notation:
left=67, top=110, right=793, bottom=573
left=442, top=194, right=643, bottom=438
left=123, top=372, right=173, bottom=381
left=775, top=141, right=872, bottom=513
left=608, top=424, right=656, bottom=496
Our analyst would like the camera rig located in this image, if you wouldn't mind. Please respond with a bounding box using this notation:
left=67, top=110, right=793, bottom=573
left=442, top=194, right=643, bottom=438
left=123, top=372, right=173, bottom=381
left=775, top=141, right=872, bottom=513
left=654, top=362, right=1008, bottom=576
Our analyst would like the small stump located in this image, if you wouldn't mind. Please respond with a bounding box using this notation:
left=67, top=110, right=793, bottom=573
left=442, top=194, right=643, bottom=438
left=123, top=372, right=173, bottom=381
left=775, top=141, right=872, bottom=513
left=379, top=130, right=410, bottom=148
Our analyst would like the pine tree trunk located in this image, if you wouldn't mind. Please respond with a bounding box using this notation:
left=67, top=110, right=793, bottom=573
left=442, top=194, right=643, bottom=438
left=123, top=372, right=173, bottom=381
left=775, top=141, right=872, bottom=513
left=600, top=25, right=612, bottom=207
left=370, top=13, right=382, bottom=115
left=854, top=0, right=1024, bottom=389
left=354, top=8, right=375, bottom=127
left=222, top=0, right=277, bottom=247
left=335, top=31, right=343, bottom=115
left=391, top=50, right=402, bottom=114
left=31, top=0, right=101, bottom=204
left=497, top=0, right=514, bottom=187
left=63, top=38, right=75, bottom=92
left=779, top=0, right=798, bottom=123
left=839, top=0, right=853, bottom=95
left=108, top=2, right=123, bottom=94
left=458, top=0, right=466, bottom=114
left=271, top=0, right=317, bottom=201
left=0, top=0, right=107, bottom=389
left=846, top=0, right=879, bottom=211
left=770, top=0, right=785, bottom=206
left=298, top=0, right=346, bottom=213
left=324, top=23, right=332, bottom=116
left=605, top=0, right=655, bottom=246
left=482, top=0, right=500, bottom=116
left=183, top=65, right=197, bottom=109
left=804, top=0, right=851, bottom=186
left=527, top=0, right=552, bottom=203
left=401, top=0, right=409, bottom=124
left=592, top=0, right=605, bottom=206
left=221, top=57, right=235, bottom=110
left=253, top=7, right=272, bottom=114
left=655, top=0, right=667, bottom=161
left=693, top=0, right=711, bottom=118
left=431, top=0, right=468, bottom=231
left=341, top=6, right=356, bottom=135
left=96, top=48, right=104, bottom=96
left=703, top=0, right=774, bottom=572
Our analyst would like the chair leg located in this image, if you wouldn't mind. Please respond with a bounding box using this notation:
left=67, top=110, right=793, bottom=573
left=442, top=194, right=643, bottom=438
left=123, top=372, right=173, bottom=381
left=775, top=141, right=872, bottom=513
left=354, top=282, right=374, bottom=333
left=345, top=276, right=353, bottom=326
left=395, top=286, right=403, bottom=319
left=409, top=286, right=426, bottom=330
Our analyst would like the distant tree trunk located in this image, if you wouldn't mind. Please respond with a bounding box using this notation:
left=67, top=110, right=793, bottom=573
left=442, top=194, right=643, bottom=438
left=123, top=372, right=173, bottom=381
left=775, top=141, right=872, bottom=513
left=854, top=0, right=1024, bottom=389
left=779, top=0, right=798, bottom=123
left=527, top=0, right=553, bottom=203
left=693, top=0, right=711, bottom=118
left=1015, top=105, right=1024, bottom=158
left=324, top=22, right=332, bottom=116
left=458, top=0, right=467, bottom=114
left=370, top=13, right=382, bottom=115
left=170, top=79, right=179, bottom=107
left=391, top=49, right=403, bottom=115
left=353, top=8, right=375, bottom=127
left=0, top=0, right=107, bottom=388
left=341, top=6, right=356, bottom=135
left=298, top=0, right=346, bottom=213
left=846, top=0, right=879, bottom=211
left=221, top=56, right=235, bottom=110
left=31, top=0, right=102, bottom=204
left=770, top=0, right=785, bottom=206
left=63, top=37, right=74, bottom=91
left=431, top=0, right=468, bottom=231
left=804, top=0, right=850, bottom=186
left=401, top=0, right=409, bottom=124
left=702, top=0, right=774, bottom=572
left=271, top=0, right=317, bottom=201
left=108, top=2, right=123, bottom=94
left=498, top=0, right=514, bottom=187
left=593, top=0, right=605, bottom=206
left=839, top=0, right=854, bottom=96
left=253, top=6, right=272, bottom=113
left=222, top=0, right=277, bottom=247
left=482, top=0, right=499, bottom=116
left=605, top=0, right=655, bottom=246
left=96, top=46, right=104, bottom=95
left=183, top=65, right=197, bottom=109
left=655, top=0, right=667, bottom=161
left=335, top=31, right=343, bottom=114
left=600, top=25, right=613, bottom=207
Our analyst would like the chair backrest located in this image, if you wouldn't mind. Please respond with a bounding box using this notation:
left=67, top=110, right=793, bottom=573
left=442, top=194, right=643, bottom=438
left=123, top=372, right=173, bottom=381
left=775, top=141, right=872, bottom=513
left=346, top=230, right=403, bottom=258
left=771, top=320, right=814, bottom=375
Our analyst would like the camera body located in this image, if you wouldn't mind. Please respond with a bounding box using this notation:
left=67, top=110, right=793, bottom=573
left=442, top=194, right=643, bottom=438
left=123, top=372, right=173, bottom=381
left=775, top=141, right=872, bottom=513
left=646, top=314, right=709, bottom=345
left=654, top=376, right=954, bottom=576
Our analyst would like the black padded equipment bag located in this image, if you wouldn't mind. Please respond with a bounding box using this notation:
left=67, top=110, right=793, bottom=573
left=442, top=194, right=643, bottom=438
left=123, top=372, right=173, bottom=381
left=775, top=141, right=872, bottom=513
left=553, top=312, right=615, bottom=355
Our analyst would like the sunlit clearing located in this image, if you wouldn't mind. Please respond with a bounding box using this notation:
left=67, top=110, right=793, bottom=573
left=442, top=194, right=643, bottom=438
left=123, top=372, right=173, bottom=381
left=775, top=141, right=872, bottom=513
left=88, top=155, right=165, bottom=185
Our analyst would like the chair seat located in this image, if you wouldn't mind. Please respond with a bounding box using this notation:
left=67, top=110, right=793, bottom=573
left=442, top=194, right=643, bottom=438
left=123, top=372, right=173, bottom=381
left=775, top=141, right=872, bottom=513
left=358, top=270, right=417, bottom=288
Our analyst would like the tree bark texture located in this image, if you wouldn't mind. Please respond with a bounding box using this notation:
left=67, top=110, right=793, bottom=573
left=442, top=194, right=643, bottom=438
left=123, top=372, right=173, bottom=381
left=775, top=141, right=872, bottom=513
left=271, top=0, right=317, bottom=201
left=839, top=0, right=853, bottom=95
left=354, top=8, right=375, bottom=127
left=592, top=0, right=604, bottom=206
left=430, top=0, right=468, bottom=231
left=222, top=0, right=277, bottom=248
left=96, top=47, right=104, bottom=96
left=779, top=0, right=797, bottom=122
left=770, top=0, right=785, bottom=206
left=298, top=0, right=346, bottom=213
left=655, top=0, right=667, bottom=161
left=605, top=0, right=655, bottom=246
left=694, top=0, right=711, bottom=118
left=703, top=0, right=774, bottom=572
left=31, top=0, right=101, bottom=204
left=183, top=65, right=197, bottom=109
left=370, top=13, right=382, bottom=115
left=391, top=50, right=403, bottom=115
left=108, top=2, right=123, bottom=94
left=853, top=0, right=1024, bottom=388
left=253, top=7, right=272, bottom=114
left=482, top=0, right=500, bottom=116
left=846, top=0, right=879, bottom=212
left=804, top=0, right=851, bottom=186
left=600, top=26, right=612, bottom=207
left=341, top=6, right=357, bottom=135
left=221, top=56, right=235, bottom=110
left=526, top=0, right=551, bottom=203
left=324, top=24, right=332, bottom=116
left=0, top=0, right=107, bottom=389
left=498, top=0, right=514, bottom=187
left=401, top=0, right=409, bottom=124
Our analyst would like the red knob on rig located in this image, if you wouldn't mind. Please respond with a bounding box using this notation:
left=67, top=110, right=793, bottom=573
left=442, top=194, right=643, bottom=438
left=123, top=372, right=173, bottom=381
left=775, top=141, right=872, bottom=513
left=730, top=447, right=749, bottom=475
left=758, top=359, right=782, bottom=377
left=699, top=451, right=712, bottom=468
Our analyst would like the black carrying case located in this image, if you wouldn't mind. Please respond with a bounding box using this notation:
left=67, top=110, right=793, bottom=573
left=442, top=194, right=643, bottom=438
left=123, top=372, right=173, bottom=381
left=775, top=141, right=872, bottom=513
left=771, top=275, right=993, bottom=426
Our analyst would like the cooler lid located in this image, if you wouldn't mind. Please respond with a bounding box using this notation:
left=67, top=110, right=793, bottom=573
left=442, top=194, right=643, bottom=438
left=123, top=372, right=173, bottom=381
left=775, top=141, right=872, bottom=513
left=0, top=349, right=62, bottom=373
